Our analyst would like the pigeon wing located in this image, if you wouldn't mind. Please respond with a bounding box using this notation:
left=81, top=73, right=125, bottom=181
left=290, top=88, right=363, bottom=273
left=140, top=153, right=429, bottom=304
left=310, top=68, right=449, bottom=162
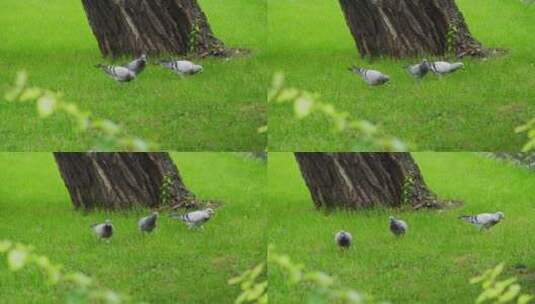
left=184, top=210, right=208, bottom=223
left=175, top=61, right=195, bottom=73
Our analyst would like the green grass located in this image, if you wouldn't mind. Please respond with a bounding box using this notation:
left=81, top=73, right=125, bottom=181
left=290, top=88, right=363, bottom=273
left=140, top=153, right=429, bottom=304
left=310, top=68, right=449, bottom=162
left=0, top=0, right=267, bottom=151
left=0, top=153, right=266, bottom=303
left=267, top=0, right=535, bottom=151
left=268, top=152, right=535, bottom=303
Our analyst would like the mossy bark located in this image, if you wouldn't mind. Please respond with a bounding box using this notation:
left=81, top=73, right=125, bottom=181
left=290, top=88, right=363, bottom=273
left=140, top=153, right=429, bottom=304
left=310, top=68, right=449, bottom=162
left=54, top=152, right=193, bottom=210
left=339, top=0, right=486, bottom=58
left=81, top=0, right=227, bottom=58
left=295, top=152, right=449, bottom=209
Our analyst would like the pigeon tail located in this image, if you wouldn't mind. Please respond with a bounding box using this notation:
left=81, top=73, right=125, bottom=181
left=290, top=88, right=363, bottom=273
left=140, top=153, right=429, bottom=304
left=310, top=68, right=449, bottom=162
left=169, top=213, right=186, bottom=222
left=178, top=214, right=188, bottom=223
left=348, top=65, right=361, bottom=73
left=458, top=215, right=475, bottom=223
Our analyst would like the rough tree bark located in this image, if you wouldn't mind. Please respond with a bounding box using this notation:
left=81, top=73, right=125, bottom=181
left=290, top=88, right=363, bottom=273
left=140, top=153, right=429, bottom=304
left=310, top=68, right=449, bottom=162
left=295, top=152, right=449, bottom=210
left=81, top=0, right=227, bottom=58
left=339, top=0, right=487, bottom=58
left=54, top=152, right=193, bottom=210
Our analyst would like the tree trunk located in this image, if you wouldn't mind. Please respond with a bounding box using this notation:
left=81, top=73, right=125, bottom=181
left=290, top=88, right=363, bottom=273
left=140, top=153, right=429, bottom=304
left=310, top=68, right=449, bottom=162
left=54, top=152, right=193, bottom=210
left=81, top=0, right=227, bottom=58
left=295, top=152, right=445, bottom=209
left=338, top=0, right=486, bottom=58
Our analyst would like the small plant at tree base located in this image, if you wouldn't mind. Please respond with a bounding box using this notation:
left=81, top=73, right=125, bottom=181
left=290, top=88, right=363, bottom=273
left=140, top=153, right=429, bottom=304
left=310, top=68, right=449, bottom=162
left=0, top=240, right=137, bottom=304
left=447, top=24, right=459, bottom=54
left=471, top=263, right=534, bottom=304
left=269, top=73, right=407, bottom=152
left=515, top=119, right=535, bottom=151
left=4, top=72, right=156, bottom=151
left=400, top=176, right=415, bottom=205
left=159, top=173, right=174, bottom=206
left=188, top=20, right=201, bottom=54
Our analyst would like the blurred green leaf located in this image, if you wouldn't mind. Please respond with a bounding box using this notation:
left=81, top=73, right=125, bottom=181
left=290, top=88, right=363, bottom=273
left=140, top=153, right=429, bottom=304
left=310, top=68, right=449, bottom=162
left=277, top=88, right=300, bottom=103
left=270, top=74, right=407, bottom=151
left=518, top=294, right=534, bottom=304
left=37, top=96, right=57, bottom=117
left=257, top=125, right=267, bottom=134
left=19, top=88, right=42, bottom=102
left=498, top=284, right=521, bottom=303
left=294, top=97, right=314, bottom=119
left=7, top=248, right=28, bottom=271
left=304, top=271, right=334, bottom=288
left=93, top=119, right=120, bottom=136
left=0, top=240, right=12, bottom=253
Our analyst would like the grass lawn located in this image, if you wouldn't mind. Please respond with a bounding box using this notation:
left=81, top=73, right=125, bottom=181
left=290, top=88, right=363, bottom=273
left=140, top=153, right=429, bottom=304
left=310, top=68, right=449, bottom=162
left=0, top=153, right=266, bottom=303
left=0, top=0, right=267, bottom=151
left=267, top=0, right=535, bottom=151
left=268, top=152, right=535, bottom=303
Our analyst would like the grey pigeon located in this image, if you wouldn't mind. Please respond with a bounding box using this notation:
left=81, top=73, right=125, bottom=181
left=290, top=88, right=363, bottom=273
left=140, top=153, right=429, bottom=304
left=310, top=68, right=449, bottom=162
left=405, top=59, right=430, bottom=78
left=96, top=64, right=135, bottom=82
left=389, top=216, right=408, bottom=237
left=159, top=60, right=203, bottom=76
left=124, top=54, right=147, bottom=75
left=429, top=61, right=464, bottom=75
left=175, top=208, right=214, bottom=229
left=91, top=219, right=114, bottom=240
left=459, top=211, right=504, bottom=230
left=334, top=231, right=352, bottom=249
left=348, top=65, right=390, bottom=86
left=138, top=211, right=159, bottom=233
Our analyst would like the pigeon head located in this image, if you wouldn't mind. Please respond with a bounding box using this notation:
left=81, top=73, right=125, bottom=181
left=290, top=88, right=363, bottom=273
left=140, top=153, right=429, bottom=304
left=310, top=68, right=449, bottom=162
left=348, top=66, right=362, bottom=74
left=389, top=216, right=395, bottom=222
left=421, top=59, right=430, bottom=68
left=193, top=64, right=203, bottom=73
left=335, top=231, right=352, bottom=248
left=496, top=211, right=505, bottom=219
left=205, top=208, right=215, bottom=216
left=140, top=54, right=147, bottom=61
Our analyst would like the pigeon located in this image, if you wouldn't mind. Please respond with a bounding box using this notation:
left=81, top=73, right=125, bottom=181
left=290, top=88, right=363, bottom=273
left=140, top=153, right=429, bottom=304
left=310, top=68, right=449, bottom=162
left=459, top=211, right=505, bottom=230
left=159, top=60, right=203, bottom=76
left=91, top=219, right=114, bottom=240
left=138, top=211, right=159, bottom=233
left=429, top=61, right=464, bottom=75
left=335, top=231, right=352, bottom=249
left=96, top=64, right=136, bottom=82
left=405, top=59, right=430, bottom=78
left=124, top=54, right=147, bottom=75
left=348, top=66, right=390, bottom=86
left=389, top=216, right=408, bottom=237
left=175, top=208, right=214, bottom=229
